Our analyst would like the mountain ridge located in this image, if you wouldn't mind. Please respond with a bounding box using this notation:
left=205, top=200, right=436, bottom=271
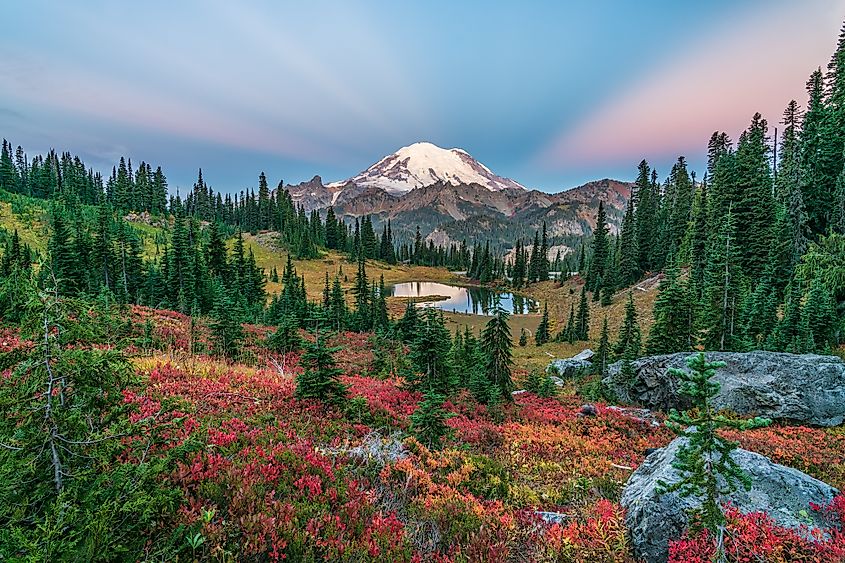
left=281, top=142, right=630, bottom=247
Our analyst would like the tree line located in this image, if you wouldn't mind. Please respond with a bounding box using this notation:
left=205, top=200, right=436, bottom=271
left=576, top=27, right=845, bottom=360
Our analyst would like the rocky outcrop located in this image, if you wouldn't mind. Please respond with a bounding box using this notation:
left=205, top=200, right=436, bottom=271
left=548, top=349, right=593, bottom=379
left=603, top=351, right=845, bottom=426
left=622, top=437, right=839, bottom=562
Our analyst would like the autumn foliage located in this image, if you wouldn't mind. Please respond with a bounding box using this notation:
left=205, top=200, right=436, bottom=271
left=3, top=307, right=844, bottom=561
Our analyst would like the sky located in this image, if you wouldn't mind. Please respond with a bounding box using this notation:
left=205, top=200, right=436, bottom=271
left=1, top=0, right=843, bottom=194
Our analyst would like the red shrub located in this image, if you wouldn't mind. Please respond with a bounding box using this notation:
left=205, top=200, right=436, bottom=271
left=669, top=502, right=845, bottom=563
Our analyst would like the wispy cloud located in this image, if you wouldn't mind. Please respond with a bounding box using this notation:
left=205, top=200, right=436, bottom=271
left=1, top=1, right=842, bottom=191
left=536, top=0, right=845, bottom=170
left=0, top=57, right=334, bottom=162
left=0, top=0, right=432, bottom=166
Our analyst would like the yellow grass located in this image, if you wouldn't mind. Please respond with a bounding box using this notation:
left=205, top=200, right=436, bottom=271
left=128, top=220, right=168, bottom=260
left=240, top=231, right=462, bottom=302
left=0, top=201, right=48, bottom=252
left=133, top=351, right=262, bottom=380
left=442, top=276, right=659, bottom=372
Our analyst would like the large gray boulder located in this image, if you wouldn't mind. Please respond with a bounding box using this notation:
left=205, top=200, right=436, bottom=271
left=622, top=437, right=839, bottom=562
left=604, top=351, right=845, bottom=426
left=548, top=349, right=593, bottom=378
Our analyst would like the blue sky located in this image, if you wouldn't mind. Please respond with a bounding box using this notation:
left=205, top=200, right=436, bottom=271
left=1, top=1, right=843, bottom=194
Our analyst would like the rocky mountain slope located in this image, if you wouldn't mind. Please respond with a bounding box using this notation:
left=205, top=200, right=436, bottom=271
left=282, top=142, right=631, bottom=247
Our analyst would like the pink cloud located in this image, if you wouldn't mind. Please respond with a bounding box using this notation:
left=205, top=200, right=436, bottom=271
left=1, top=60, right=336, bottom=163
left=538, top=1, right=845, bottom=168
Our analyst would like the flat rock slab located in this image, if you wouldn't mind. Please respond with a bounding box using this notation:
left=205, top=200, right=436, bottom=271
left=549, top=349, right=594, bottom=378
left=604, top=351, right=845, bottom=426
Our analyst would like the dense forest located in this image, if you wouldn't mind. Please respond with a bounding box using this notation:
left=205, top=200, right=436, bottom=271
left=576, top=61, right=845, bottom=358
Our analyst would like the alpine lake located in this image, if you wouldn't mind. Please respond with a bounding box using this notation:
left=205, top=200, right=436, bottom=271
left=385, top=281, right=538, bottom=316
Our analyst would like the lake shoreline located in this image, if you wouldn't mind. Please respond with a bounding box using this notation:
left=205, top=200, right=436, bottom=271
left=385, top=281, right=539, bottom=317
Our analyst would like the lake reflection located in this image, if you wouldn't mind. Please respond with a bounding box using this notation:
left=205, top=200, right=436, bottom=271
left=386, top=282, right=538, bottom=316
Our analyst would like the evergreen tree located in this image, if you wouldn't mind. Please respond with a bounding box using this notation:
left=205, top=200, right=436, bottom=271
left=460, top=327, right=490, bottom=401
left=167, top=216, right=196, bottom=313
left=152, top=166, right=167, bottom=214
left=687, top=182, right=709, bottom=297
left=535, top=303, right=550, bottom=345
left=577, top=243, right=585, bottom=274
left=210, top=282, right=243, bottom=359
left=73, top=218, right=94, bottom=294
left=525, top=369, right=543, bottom=395
left=410, top=389, right=450, bottom=449
left=267, top=313, right=301, bottom=356
left=481, top=299, right=514, bottom=400
left=666, top=156, right=693, bottom=257
left=615, top=292, right=641, bottom=359
left=586, top=201, right=609, bottom=294
left=351, top=255, right=370, bottom=331
left=659, top=353, right=770, bottom=550
left=528, top=230, right=541, bottom=283
left=370, top=275, right=389, bottom=331
left=0, top=278, right=166, bottom=559
left=395, top=299, right=420, bottom=344
left=328, top=275, right=347, bottom=331
left=775, top=100, right=808, bottom=267
left=575, top=285, right=590, bottom=340
left=834, top=151, right=845, bottom=235
left=295, top=317, right=348, bottom=406
left=646, top=264, right=693, bottom=354
left=634, top=160, right=658, bottom=273
left=707, top=133, right=736, bottom=234
left=734, top=113, right=775, bottom=280
left=771, top=282, right=803, bottom=352
left=115, top=219, right=144, bottom=303
left=206, top=221, right=228, bottom=279
left=324, top=207, right=338, bottom=249
left=700, top=211, right=745, bottom=351
left=0, top=139, right=18, bottom=191
left=801, top=279, right=837, bottom=352
left=48, top=209, right=79, bottom=294
left=93, top=203, right=114, bottom=293
left=600, top=283, right=613, bottom=307
left=561, top=303, right=576, bottom=344
left=538, top=222, right=550, bottom=282
left=741, top=276, right=778, bottom=349
left=257, top=172, right=270, bottom=229
left=360, top=216, right=377, bottom=259
left=511, top=239, right=526, bottom=289
left=800, top=69, right=838, bottom=236
left=322, top=271, right=331, bottom=309
left=408, top=308, right=453, bottom=394
left=618, top=182, right=639, bottom=286
left=0, top=229, right=32, bottom=280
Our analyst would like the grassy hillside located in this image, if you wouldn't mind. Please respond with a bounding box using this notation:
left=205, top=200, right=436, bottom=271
left=0, top=193, right=50, bottom=252
left=0, top=191, right=659, bottom=376
left=440, top=276, right=658, bottom=372
left=240, top=231, right=463, bottom=300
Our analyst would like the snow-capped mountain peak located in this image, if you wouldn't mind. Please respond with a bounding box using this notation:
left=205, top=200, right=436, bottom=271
left=328, top=141, right=526, bottom=195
